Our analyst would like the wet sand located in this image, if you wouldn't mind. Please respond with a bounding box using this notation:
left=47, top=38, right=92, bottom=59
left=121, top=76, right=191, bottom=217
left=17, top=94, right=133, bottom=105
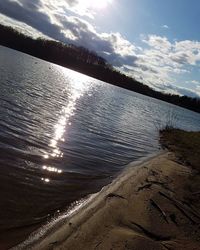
left=13, top=152, right=200, bottom=250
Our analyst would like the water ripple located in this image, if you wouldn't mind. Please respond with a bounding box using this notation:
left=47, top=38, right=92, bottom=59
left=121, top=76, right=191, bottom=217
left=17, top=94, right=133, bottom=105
left=0, top=46, right=200, bottom=233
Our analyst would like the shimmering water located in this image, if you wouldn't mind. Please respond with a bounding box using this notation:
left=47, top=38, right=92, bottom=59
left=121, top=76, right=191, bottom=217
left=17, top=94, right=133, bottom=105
left=0, top=46, right=200, bottom=236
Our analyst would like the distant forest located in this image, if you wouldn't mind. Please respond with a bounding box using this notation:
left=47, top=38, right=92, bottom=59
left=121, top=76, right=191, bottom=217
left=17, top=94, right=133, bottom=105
left=0, top=24, right=200, bottom=113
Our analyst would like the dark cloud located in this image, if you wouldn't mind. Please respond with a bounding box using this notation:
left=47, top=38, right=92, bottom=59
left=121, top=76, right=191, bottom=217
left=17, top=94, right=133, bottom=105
left=0, top=1, right=138, bottom=67
left=56, top=15, right=138, bottom=67
left=59, top=16, right=113, bottom=53
left=104, top=53, right=138, bottom=67
left=139, top=64, right=159, bottom=74
left=0, top=0, right=66, bottom=41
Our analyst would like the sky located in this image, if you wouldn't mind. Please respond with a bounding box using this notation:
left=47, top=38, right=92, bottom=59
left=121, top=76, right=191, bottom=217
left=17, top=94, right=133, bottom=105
left=0, top=0, right=200, bottom=98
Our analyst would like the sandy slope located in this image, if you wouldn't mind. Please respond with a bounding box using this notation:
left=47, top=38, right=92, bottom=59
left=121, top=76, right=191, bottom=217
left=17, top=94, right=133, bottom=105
left=14, top=152, right=200, bottom=250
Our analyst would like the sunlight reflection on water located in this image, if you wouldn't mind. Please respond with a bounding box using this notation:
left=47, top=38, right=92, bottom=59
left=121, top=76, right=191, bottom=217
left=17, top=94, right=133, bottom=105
left=41, top=70, right=91, bottom=183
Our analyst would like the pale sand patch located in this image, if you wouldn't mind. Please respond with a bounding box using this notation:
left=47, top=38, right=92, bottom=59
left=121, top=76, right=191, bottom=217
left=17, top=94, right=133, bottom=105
left=14, top=152, right=200, bottom=250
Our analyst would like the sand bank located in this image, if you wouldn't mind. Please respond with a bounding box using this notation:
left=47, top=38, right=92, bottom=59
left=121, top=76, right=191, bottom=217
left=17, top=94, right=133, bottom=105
left=13, top=152, right=200, bottom=250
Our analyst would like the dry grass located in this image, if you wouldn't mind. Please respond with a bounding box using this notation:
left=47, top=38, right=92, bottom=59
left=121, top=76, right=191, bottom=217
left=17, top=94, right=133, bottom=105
left=160, top=128, right=200, bottom=171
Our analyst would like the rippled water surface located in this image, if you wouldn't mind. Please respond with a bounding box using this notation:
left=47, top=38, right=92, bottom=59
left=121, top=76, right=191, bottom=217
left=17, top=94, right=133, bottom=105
left=0, top=46, right=200, bottom=234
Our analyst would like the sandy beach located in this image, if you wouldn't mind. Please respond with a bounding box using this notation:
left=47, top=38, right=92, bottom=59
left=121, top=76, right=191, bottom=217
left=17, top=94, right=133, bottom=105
left=13, top=150, right=200, bottom=250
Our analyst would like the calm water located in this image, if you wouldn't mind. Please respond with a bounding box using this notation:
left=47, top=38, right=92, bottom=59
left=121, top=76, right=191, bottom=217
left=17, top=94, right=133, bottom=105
left=0, top=46, right=200, bottom=233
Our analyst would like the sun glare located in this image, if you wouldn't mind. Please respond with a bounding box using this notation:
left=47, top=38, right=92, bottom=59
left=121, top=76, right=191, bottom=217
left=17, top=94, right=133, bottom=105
left=84, top=0, right=113, bottom=9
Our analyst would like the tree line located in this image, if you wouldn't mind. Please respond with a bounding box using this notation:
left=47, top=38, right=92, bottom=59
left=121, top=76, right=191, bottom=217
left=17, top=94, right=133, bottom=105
left=0, top=24, right=200, bottom=113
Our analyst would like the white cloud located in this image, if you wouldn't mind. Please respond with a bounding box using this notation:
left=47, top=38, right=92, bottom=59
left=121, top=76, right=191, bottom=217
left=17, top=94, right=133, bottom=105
left=196, top=85, right=200, bottom=95
left=119, top=35, right=200, bottom=97
left=40, top=0, right=112, bottom=19
left=162, top=24, right=169, bottom=29
left=143, top=35, right=172, bottom=52
left=191, top=80, right=200, bottom=85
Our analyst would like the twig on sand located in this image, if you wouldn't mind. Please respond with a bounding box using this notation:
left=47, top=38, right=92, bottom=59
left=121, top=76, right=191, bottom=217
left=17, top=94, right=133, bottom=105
left=49, top=241, right=59, bottom=245
left=130, top=221, right=172, bottom=241
left=150, top=199, right=168, bottom=223
left=182, top=201, right=200, bottom=220
left=159, top=191, right=197, bottom=224
left=95, top=241, right=102, bottom=249
left=146, top=180, right=174, bottom=193
left=161, top=243, right=172, bottom=250
left=169, top=213, right=178, bottom=225
left=106, top=193, right=126, bottom=200
left=137, top=180, right=174, bottom=193
left=137, top=183, right=152, bottom=191
left=192, top=191, right=200, bottom=195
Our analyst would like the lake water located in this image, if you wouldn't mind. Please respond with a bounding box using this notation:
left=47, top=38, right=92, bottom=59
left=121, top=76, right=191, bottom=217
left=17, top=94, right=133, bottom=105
left=0, top=46, right=200, bottom=239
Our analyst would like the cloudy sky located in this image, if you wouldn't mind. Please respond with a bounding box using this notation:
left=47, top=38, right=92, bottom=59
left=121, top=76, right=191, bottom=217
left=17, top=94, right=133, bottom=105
left=1, top=0, right=200, bottom=97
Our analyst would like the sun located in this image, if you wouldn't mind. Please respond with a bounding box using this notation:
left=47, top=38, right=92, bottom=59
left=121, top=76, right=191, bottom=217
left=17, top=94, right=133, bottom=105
left=92, top=0, right=113, bottom=9
left=85, top=0, right=113, bottom=9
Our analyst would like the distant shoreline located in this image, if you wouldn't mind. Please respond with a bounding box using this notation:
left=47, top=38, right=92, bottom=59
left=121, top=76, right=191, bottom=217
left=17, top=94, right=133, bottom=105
left=1, top=23, right=200, bottom=114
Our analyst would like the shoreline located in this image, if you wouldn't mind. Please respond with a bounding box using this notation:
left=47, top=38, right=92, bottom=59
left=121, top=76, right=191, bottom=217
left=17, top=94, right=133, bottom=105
left=13, top=150, right=200, bottom=249
left=12, top=151, right=164, bottom=249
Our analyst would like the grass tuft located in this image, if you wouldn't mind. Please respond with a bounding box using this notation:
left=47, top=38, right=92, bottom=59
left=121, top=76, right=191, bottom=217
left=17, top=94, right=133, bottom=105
left=160, top=128, right=200, bottom=171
